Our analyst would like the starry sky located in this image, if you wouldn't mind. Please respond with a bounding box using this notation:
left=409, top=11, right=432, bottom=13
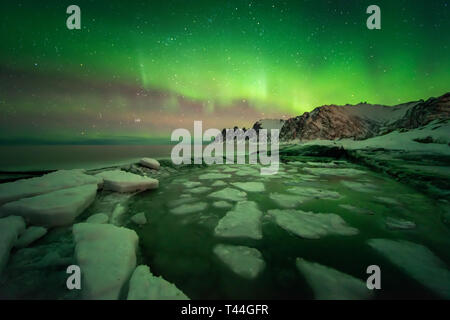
left=0, top=0, right=449, bottom=144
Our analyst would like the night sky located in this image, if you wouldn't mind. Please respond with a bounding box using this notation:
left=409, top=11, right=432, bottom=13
left=0, top=0, right=449, bottom=143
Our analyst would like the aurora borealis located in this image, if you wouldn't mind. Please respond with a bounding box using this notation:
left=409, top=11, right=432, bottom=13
left=0, top=0, right=449, bottom=143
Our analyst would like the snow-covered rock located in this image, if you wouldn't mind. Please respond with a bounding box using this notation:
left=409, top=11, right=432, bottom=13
left=14, top=226, right=47, bottom=249
left=139, top=158, right=160, bottom=170
left=368, top=238, right=450, bottom=299
left=127, top=265, right=189, bottom=300
left=0, top=215, right=26, bottom=274
left=296, top=258, right=372, bottom=300
left=0, top=169, right=102, bottom=205
left=214, top=244, right=265, bottom=279
left=231, top=182, right=265, bottom=192
left=95, top=170, right=158, bottom=193
left=0, top=184, right=98, bottom=227
left=208, top=187, right=247, bottom=202
left=214, top=201, right=263, bottom=239
left=73, top=223, right=138, bottom=300
left=268, top=209, right=358, bottom=239
left=86, top=213, right=109, bottom=224
left=170, top=202, right=207, bottom=215
left=131, top=212, right=147, bottom=225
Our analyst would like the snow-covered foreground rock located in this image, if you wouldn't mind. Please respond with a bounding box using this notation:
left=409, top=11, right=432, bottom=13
left=73, top=223, right=138, bottom=300
left=214, top=201, right=263, bottom=239
left=0, top=169, right=102, bottom=205
left=127, top=265, right=189, bottom=300
left=96, top=170, right=158, bottom=192
left=0, top=216, right=25, bottom=275
left=296, top=258, right=372, bottom=300
left=139, top=158, right=160, bottom=170
left=14, top=226, right=47, bottom=249
left=268, top=209, right=358, bottom=239
left=368, top=239, right=450, bottom=299
left=0, top=184, right=98, bottom=227
left=214, top=244, right=265, bottom=279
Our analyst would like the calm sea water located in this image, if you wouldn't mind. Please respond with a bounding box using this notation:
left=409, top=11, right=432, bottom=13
left=0, top=145, right=175, bottom=172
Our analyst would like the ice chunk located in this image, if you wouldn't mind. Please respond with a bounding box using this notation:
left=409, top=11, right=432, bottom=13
left=139, top=158, right=160, bottom=170
left=213, top=201, right=233, bottom=209
left=296, top=258, right=372, bottom=300
left=86, top=213, right=109, bottom=224
left=131, top=212, right=147, bottom=225
left=208, top=187, right=247, bottom=202
left=211, top=180, right=227, bottom=187
left=268, top=209, right=358, bottom=239
left=186, top=187, right=212, bottom=194
left=339, top=204, right=374, bottom=215
left=368, top=239, right=450, bottom=299
left=286, top=186, right=341, bottom=200
left=341, top=180, right=378, bottom=193
left=304, top=167, right=366, bottom=176
left=0, top=216, right=26, bottom=274
left=73, top=223, right=138, bottom=300
left=127, top=265, right=189, bottom=300
left=198, top=173, right=232, bottom=180
left=182, top=181, right=202, bottom=188
left=214, top=201, right=262, bottom=239
left=96, top=170, right=158, bottom=193
left=14, top=226, right=47, bottom=249
left=374, top=196, right=400, bottom=205
left=214, top=244, right=265, bottom=279
left=0, top=184, right=97, bottom=227
left=168, top=196, right=197, bottom=208
left=170, top=202, right=208, bottom=215
left=0, top=169, right=102, bottom=205
left=269, top=193, right=305, bottom=208
left=110, top=204, right=126, bottom=226
left=385, top=217, right=416, bottom=230
left=231, top=182, right=265, bottom=192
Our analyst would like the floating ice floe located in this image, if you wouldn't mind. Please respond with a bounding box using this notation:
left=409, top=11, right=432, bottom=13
left=198, top=173, right=232, bottom=180
left=374, top=196, right=400, bottom=205
left=306, top=161, right=337, bottom=168
left=170, top=202, right=208, bottom=215
left=231, top=182, right=265, bottom=192
left=304, top=167, right=366, bottom=176
left=296, top=258, right=372, bottom=300
left=131, top=212, right=147, bottom=225
left=214, top=244, right=265, bottom=279
left=208, top=187, right=247, bottom=202
left=0, top=184, right=98, bottom=227
left=182, top=181, right=202, bottom=188
left=339, top=204, right=374, bottom=215
left=268, top=209, right=358, bottom=239
left=187, top=187, right=212, bottom=194
left=269, top=193, right=305, bottom=208
left=0, top=216, right=25, bottom=275
left=213, top=201, right=233, bottom=209
left=222, top=167, right=238, bottom=173
left=127, top=265, right=189, bottom=300
left=14, top=226, right=47, bottom=249
left=368, top=238, right=450, bottom=299
left=0, top=169, right=102, bottom=205
left=385, top=217, right=416, bottom=230
left=286, top=186, right=341, bottom=200
left=86, top=213, right=109, bottom=224
left=341, top=180, right=378, bottom=193
left=211, top=180, right=227, bottom=187
left=168, top=196, right=197, bottom=208
left=139, top=158, right=160, bottom=170
left=234, top=167, right=261, bottom=176
left=96, top=170, right=158, bottom=193
left=73, top=223, right=138, bottom=300
left=214, top=201, right=263, bottom=239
